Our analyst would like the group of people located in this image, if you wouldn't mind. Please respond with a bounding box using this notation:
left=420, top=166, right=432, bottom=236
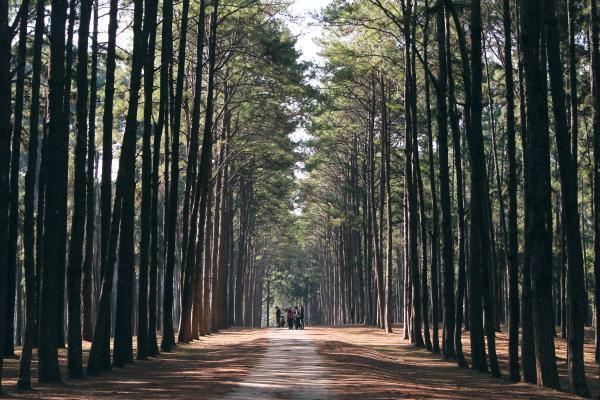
left=275, top=305, right=304, bottom=330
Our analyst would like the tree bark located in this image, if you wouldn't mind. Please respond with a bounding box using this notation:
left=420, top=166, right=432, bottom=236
left=382, top=79, right=393, bottom=334
left=424, top=0, right=440, bottom=353
left=112, top=0, right=147, bottom=367
left=435, top=0, right=455, bottom=358
left=0, top=0, right=12, bottom=389
left=514, top=0, right=536, bottom=383
left=503, top=0, right=520, bottom=383
left=82, top=0, right=99, bottom=343
left=149, top=0, right=173, bottom=356
left=96, top=0, right=119, bottom=373
left=56, top=0, right=77, bottom=348
left=520, top=0, right=561, bottom=388
left=66, top=0, right=93, bottom=377
left=591, top=0, right=600, bottom=366
left=544, top=0, right=589, bottom=395
left=446, top=23, right=468, bottom=368
left=17, top=0, right=45, bottom=388
left=162, top=0, right=190, bottom=352
left=179, top=0, right=207, bottom=342
left=39, top=0, right=68, bottom=383
left=368, top=77, right=384, bottom=330
left=405, top=14, right=423, bottom=343
left=5, top=0, right=29, bottom=358
left=137, top=0, right=158, bottom=360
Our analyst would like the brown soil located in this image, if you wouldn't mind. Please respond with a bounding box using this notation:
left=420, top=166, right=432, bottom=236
left=312, top=325, right=598, bottom=399
left=1, top=325, right=598, bottom=399
left=1, top=329, right=267, bottom=399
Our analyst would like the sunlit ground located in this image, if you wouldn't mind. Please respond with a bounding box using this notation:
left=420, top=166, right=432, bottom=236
left=2, top=325, right=597, bottom=399
left=2, top=329, right=267, bottom=399
left=313, top=325, right=592, bottom=399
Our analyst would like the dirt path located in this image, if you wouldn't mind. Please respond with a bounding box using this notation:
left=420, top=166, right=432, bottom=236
left=1, top=326, right=596, bottom=399
left=224, top=329, right=330, bottom=399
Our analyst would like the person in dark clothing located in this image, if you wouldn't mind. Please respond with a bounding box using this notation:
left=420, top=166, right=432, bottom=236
left=299, top=305, right=305, bottom=329
left=293, top=306, right=300, bottom=329
left=287, top=307, right=293, bottom=329
left=275, top=306, right=281, bottom=328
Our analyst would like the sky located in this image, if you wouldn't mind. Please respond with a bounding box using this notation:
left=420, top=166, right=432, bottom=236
left=286, top=0, right=331, bottom=65
left=285, top=0, right=332, bottom=204
left=285, top=0, right=332, bottom=139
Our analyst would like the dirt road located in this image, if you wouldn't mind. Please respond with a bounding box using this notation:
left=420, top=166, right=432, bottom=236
left=1, top=326, right=591, bottom=399
left=224, top=329, right=329, bottom=399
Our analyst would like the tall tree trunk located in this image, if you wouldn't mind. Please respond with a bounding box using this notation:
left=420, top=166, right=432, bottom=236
left=149, top=0, right=173, bottom=356
left=35, top=117, right=48, bottom=349
left=179, top=0, right=207, bottom=342
left=424, top=0, right=440, bottom=353
left=544, top=0, right=589, bottom=395
left=515, top=0, right=536, bottom=383
left=456, top=0, right=497, bottom=374
left=591, top=0, right=600, bottom=366
left=436, top=0, right=455, bottom=358
left=16, top=264, right=22, bottom=348
left=98, top=0, right=117, bottom=273
left=382, top=79, right=393, bottom=334
left=483, top=38, right=508, bottom=335
left=39, top=0, right=68, bottom=383
left=404, top=3, right=423, bottom=344
left=162, top=0, right=190, bottom=352
left=234, top=176, right=248, bottom=326
left=57, top=0, right=76, bottom=348
left=473, top=0, right=500, bottom=376
left=0, top=0, right=12, bottom=388
left=216, top=89, right=231, bottom=330
left=210, top=153, right=223, bottom=331
left=66, top=0, right=93, bottom=377
left=112, top=0, right=147, bottom=366
left=98, top=0, right=118, bottom=360
left=218, top=141, right=231, bottom=330
left=5, top=0, right=29, bottom=358
left=503, top=0, right=520, bottom=383
left=82, top=0, right=99, bottom=343
left=446, top=23, right=467, bottom=368
left=363, top=162, right=374, bottom=326
left=567, top=0, right=578, bottom=163
left=138, top=0, right=158, bottom=360
left=202, top=179, right=214, bottom=332
left=520, top=0, right=561, bottom=388
left=18, top=0, right=45, bottom=387
left=194, top=0, right=219, bottom=334
left=224, top=180, right=234, bottom=328
left=405, top=6, right=429, bottom=346
left=211, top=136, right=225, bottom=332
left=368, top=77, right=384, bottom=330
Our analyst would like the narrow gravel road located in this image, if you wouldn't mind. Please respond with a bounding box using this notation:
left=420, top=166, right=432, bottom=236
left=224, top=329, right=330, bottom=400
left=1, top=326, right=590, bottom=399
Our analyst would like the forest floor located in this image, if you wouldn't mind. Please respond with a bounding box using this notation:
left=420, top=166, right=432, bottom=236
left=1, top=325, right=597, bottom=399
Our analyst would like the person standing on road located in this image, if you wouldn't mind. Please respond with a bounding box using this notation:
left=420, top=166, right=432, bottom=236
left=294, top=305, right=301, bottom=329
left=287, top=307, right=293, bottom=330
left=299, top=305, right=305, bottom=329
left=275, top=306, right=281, bottom=327
left=292, top=306, right=297, bottom=329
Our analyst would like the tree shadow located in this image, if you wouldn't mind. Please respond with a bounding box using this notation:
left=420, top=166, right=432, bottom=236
left=2, top=328, right=268, bottom=399
left=315, top=325, right=585, bottom=400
